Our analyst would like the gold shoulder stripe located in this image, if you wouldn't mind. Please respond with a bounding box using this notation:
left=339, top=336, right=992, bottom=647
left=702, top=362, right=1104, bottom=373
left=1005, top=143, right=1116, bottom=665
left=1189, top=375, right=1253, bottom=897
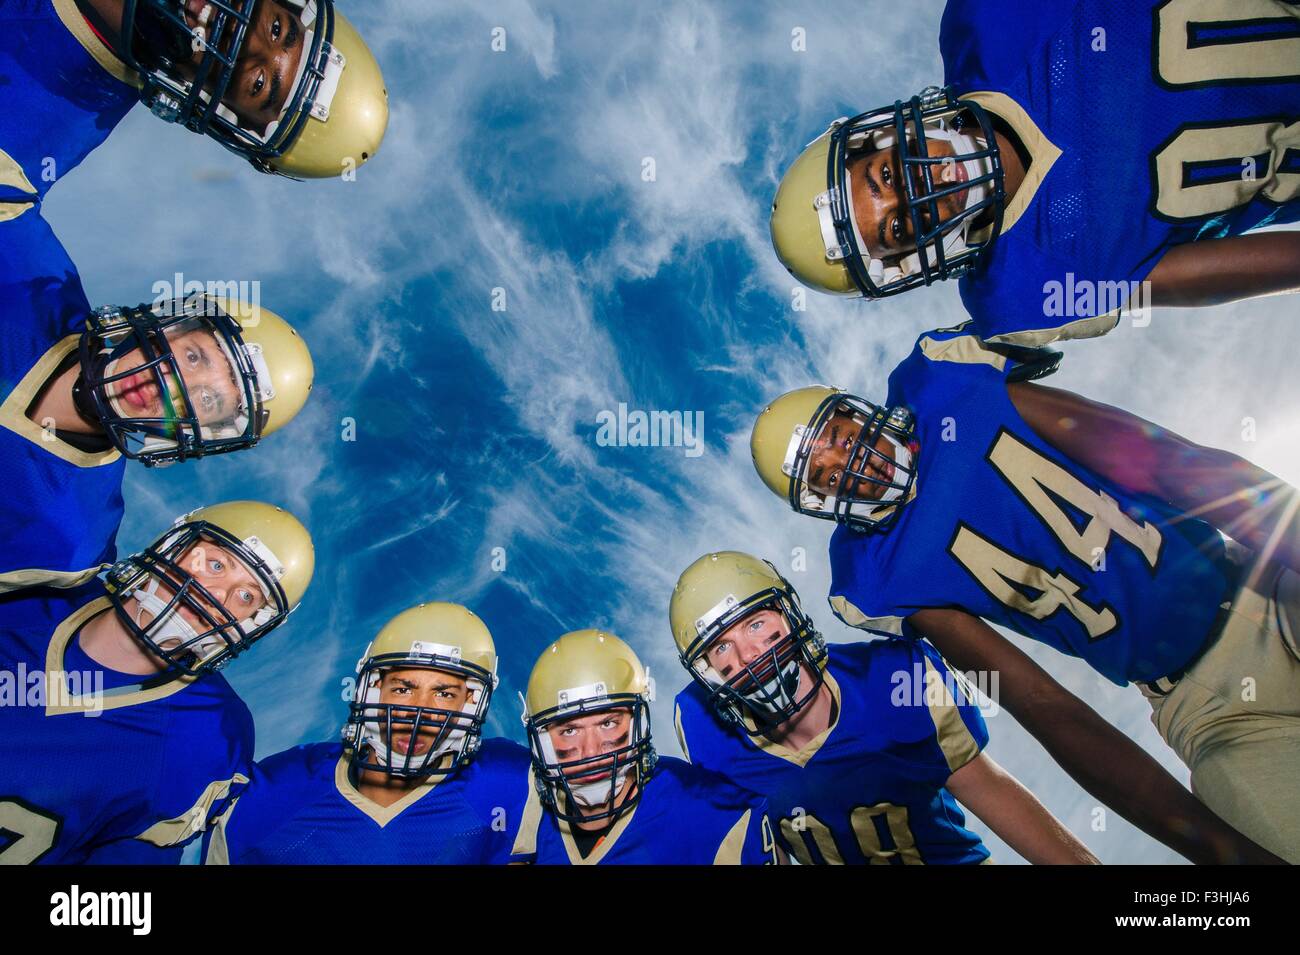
left=0, top=565, right=105, bottom=595
left=829, top=595, right=905, bottom=637
left=712, top=808, right=752, bottom=865
left=0, top=201, right=36, bottom=223
left=922, top=655, right=981, bottom=773
left=202, top=798, right=238, bottom=865
left=0, top=335, right=122, bottom=469
left=136, top=773, right=250, bottom=847
left=919, top=332, right=1007, bottom=370
left=50, top=0, right=140, bottom=87
left=982, top=313, right=1121, bottom=349
left=673, top=702, right=691, bottom=762
left=0, top=149, right=37, bottom=199
left=510, top=767, right=544, bottom=859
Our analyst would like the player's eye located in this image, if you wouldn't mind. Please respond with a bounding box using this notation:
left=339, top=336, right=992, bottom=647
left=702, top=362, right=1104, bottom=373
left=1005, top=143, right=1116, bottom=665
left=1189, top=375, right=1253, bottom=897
left=252, top=71, right=265, bottom=97
left=208, top=557, right=226, bottom=574
left=271, top=16, right=282, bottom=41
left=891, top=218, right=904, bottom=242
left=237, top=588, right=254, bottom=605
left=881, top=163, right=892, bottom=187
left=829, top=471, right=841, bottom=488
left=186, top=348, right=199, bottom=365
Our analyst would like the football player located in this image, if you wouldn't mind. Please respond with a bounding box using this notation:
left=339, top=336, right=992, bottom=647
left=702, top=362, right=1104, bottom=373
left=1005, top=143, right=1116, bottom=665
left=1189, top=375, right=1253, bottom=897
left=671, top=550, right=1099, bottom=864
left=0, top=499, right=314, bottom=864
left=202, top=602, right=538, bottom=864
left=770, top=0, right=1300, bottom=346
left=515, top=629, right=781, bottom=865
left=750, top=323, right=1296, bottom=863
left=0, top=211, right=313, bottom=592
left=0, top=0, right=387, bottom=203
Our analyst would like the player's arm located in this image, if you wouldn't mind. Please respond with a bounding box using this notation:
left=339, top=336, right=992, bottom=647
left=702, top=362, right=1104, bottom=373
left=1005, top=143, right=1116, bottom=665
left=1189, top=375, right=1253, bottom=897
left=910, top=607, right=1285, bottom=864
left=1146, top=231, right=1300, bottom=309
left=1009, top=380, right=1300, bottom=576
left=945, top=751, right=1097, bottom=864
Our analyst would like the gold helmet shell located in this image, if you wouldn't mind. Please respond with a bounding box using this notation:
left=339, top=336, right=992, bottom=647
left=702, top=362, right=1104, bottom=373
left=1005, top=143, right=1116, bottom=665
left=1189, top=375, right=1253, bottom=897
left=205, top=296, right=314, bottom=439
left=268, top=8, right=389, bottom=178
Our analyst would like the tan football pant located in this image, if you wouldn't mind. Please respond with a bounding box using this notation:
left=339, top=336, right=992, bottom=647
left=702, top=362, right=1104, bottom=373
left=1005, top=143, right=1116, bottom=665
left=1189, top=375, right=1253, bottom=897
left=1141, top=543, right=1300, bottom=862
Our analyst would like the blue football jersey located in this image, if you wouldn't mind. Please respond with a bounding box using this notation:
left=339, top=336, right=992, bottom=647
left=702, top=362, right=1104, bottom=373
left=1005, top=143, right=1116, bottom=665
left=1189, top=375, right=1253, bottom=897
left=0, top=211, right=125, bottom=591
left=0, top=581, right=254, bottom=864
left=940, top=0, right=1300, bottom=346
left=203, top=738, right=539, bottom=865
left=519, top=756, right=778, bottom=865
left=0, top=0, right=136, bottom=206
left=675, top=640, right=991, bottom=865
left=828, top=324, right=1234, bottom=686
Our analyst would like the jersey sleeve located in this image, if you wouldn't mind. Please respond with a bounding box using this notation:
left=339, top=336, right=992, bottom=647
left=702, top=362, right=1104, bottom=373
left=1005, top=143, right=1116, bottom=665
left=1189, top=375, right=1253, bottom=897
left=141, top=693, right=254, bottom=855
left=82, top=838, right=184, bottom=866
left=713, top=795, right=780, bottom=866
left=914, top=641, right=989, bottom=776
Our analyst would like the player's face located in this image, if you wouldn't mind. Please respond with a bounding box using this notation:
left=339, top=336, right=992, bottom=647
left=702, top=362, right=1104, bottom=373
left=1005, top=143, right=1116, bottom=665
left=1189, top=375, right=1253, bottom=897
left=706, top=608, right=791, bottom=688
left=105, top=326, right=241, bottom=428
left=804, top=410, right=899, bottom=500
left=847, top=139, right=971, bottom=261
left=378, top=668, right=471, bottom=757
left=177, top=0, right=306, bottom=133
left=137, top=541, right=268, bottom=644
left=546, top=708, right=633, bottom=785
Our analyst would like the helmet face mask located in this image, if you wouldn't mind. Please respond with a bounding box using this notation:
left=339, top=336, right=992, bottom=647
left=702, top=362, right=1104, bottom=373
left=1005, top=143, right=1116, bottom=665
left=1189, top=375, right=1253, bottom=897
left=77, top=295, right=270, bottom=467
left=822, top=87, right=1005, bottom=297
left=681, top=585, right=828, bottom=732
left=525, top=695, right=656, bottom=827
left=786, top=392, right=919, bottom=533
left=105, top=516, right=291, bottom=676
left=121, top=0, right=341, bottom=175
left=345, top=652, right=496, bottom=780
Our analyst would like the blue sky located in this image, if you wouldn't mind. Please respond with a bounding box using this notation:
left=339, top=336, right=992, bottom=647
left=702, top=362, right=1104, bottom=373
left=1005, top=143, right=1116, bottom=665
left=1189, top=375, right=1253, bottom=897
left=42, top=0, right=1300, bottom=863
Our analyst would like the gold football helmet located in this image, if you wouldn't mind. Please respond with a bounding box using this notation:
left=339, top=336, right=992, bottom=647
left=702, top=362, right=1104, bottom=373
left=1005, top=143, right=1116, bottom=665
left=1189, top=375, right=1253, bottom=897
left=751, top=385, right=919, bottom=533
left=105, top=500, right=315, bottom=675
left=78, top=293, right=314, bottom=466
left=670, top=551, right=827, bottom=729
left=344, top=602, right=499, bottom=778
left=120, top=1, right=388, bottom=178
left=522, top=630, right=657, bottom=825
left=771, top=88, right=1005, bottom=297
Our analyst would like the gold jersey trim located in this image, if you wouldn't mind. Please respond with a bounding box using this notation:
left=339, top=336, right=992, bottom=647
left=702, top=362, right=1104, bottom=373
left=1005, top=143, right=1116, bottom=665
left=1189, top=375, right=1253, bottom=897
left=0, top=334, right=121, bottom=468
left=137, top=773, right=249, bottom=847
left=50, top=0, right=140, bottom=87
left=45, top=596, right=197, bottom=715
left=962, top=90, right=1062, bottom=238
left=332, top=752, right=444, bottom=827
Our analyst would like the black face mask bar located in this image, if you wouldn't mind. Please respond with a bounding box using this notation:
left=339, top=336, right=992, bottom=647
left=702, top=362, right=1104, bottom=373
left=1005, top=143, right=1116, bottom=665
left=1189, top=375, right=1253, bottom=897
left=77, top=297, right=264, bottom=467
left=527, top=697, right=656, bottom=827
left=680, top=586, right=828, bottom=732
left=105, top=519, right=288, bottom=676
left=827, top=87, right=1006, bottom=297
left=345, top=657, right=495, bottom=779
